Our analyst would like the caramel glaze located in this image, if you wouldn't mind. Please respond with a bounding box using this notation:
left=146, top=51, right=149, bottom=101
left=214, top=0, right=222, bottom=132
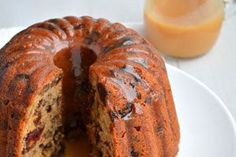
left=54, top=46, right=97, bottom=134
left=0, top=16, right=180, bottom=157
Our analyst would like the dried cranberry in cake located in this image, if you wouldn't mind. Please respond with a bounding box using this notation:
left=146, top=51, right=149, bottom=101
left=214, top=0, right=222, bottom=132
left=23, top=127, right=44, bottom=154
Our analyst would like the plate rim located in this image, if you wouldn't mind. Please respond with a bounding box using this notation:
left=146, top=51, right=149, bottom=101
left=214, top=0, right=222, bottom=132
left=166, top=64, right=236, bottom=135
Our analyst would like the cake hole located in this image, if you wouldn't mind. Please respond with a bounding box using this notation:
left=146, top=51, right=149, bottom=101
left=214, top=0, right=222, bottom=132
left=64, top=133, right=91, bottom=157
left=54, top=46, right=97, bottom=131
left=53, top=46, right=98, bottom=156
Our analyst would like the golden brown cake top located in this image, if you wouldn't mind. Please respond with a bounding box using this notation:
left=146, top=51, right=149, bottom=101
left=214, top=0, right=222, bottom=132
left=0, top=16, right=179, bottom=156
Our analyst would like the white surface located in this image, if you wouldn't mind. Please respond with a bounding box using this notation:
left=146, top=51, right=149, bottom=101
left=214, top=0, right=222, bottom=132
left=0, top=0, right=144, bottom=28
left=0, top=28, right=236, bottom=156
left=167, top=65, right=236, bottom=157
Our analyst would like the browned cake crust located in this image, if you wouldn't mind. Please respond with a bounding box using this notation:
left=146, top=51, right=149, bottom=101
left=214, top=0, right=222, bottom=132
left=0, top=16, right=180, bottom=157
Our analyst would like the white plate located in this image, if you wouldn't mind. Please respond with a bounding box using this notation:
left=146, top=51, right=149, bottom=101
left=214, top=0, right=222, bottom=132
left=1, top=27, right=236, bottom=157
left=167, top=65, right=236, bottom=157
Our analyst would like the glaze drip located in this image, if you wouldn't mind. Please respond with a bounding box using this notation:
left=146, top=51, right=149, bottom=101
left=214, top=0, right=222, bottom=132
left=54, top=46, right=97, bottom=133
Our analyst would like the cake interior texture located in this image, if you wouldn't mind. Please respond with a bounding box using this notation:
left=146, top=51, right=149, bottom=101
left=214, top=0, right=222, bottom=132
left=20, top=77, right=64, bottom=157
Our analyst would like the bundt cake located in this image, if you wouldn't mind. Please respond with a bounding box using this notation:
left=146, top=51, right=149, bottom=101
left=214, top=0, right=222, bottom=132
left=0, top=16, right=180, bottom=157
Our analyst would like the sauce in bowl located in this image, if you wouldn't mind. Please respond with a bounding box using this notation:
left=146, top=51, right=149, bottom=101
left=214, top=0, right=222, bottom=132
left=144, top=0, right=224, bottom=57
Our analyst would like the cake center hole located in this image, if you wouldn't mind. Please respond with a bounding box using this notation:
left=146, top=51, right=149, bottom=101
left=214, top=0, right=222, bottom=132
left=65, top=133, right=90, bottom=157
left=54, top=46, right=97, bottom=156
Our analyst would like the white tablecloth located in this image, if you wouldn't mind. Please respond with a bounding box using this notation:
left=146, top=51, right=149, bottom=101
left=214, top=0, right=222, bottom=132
left=0, top=0, right=235, bottom=120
